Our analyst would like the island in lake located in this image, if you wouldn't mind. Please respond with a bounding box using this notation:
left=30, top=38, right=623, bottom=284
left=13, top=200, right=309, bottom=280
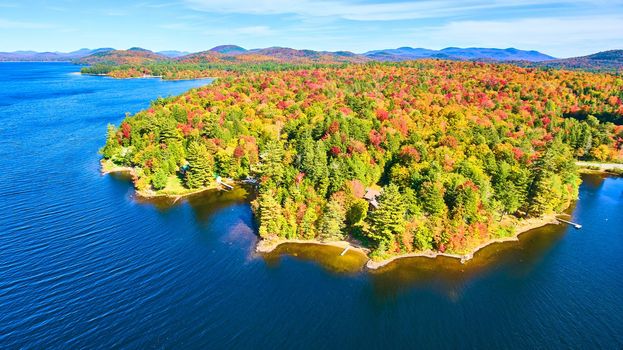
left=97, top=53, right=623, bottom=267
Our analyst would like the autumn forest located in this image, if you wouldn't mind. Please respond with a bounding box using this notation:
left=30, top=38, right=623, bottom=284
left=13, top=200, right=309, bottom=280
left=99, top=60, right=623, bottom=258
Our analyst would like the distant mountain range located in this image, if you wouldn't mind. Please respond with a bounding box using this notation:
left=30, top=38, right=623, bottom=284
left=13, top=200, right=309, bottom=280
left=529, top=50, right=623, bottom=71
left=1, top=46, right=621, bottom=71
left=364, top=47, right=556, bottom=62
left=1, top=45, right=556, bottom=63
left=0, top=47, right=186, bottom=62
left=0, top=48, right=114, bottom=62
left=208, top=45, right=248, bottom=55
left=77, top=47, right=168, bottom=65
left=178, top=46, right=369, bottom=65
left=157, top=50, right=190, bottom=58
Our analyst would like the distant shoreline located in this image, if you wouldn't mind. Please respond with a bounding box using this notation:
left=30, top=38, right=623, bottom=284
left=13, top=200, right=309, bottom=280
left=81, top=72, right=215, bottom=81
left=0, top=61, right=73, bottom=63
left=576, top=161, right=623, bottom=175
left=81, top=73, right=163, bottom=79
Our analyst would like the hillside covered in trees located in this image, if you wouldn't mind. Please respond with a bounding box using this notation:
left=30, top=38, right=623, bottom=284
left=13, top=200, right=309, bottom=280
left=100, top=60, right=623, bottom=258
left=531, top=50, right=623, bottom=72
left=78, top=46, right=367, bottom=70
left=80, top=46, right=623, bottom=78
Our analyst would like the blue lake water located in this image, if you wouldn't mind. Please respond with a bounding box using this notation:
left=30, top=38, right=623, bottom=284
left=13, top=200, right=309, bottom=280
left=0, top=62, right=622, bottom=349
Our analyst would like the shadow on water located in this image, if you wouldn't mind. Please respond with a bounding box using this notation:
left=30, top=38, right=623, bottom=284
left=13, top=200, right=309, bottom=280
left=262, top=243, right=369, bottom=275
left=185, top=187, right=254, bottom=224
left=108, top=170, right=254, bottom=215
left=581, top=172, right=608, bottom=190
left=108, top=168, right=591, bottom=294
left=108, top=169, right=571, bottom=287
left=132, top=186, right=252, bottom=215
left=369, top=223, right=568, bottom=299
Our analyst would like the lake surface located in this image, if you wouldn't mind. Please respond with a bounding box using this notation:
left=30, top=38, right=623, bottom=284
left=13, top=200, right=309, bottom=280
left=1, top=62, right=622, bottom=349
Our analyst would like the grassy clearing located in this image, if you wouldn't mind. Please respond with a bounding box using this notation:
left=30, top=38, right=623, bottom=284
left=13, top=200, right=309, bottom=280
left=154, top=176, right=217, bottom=196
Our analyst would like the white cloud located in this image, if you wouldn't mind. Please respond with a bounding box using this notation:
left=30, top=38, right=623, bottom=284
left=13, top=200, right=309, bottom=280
left=45, top=6, right=69, bottom=12
left=0, top=18, right=53, bottom=29
left=104, top=10, right=128, bottom=16
left=201, top=25, right=274, bottom=39
left=234, top=26, right=273, bottom=35
left=135, top=1, right=179, bottom=8
left=183, top=0, right=618, bottom=21
left=160, top=22, right=192, bottom=30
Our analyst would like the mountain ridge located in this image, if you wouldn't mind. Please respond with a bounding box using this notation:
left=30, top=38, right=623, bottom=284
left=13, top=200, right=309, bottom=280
left=3, top=46, right=621, bottom=71
left=364, top=47, right=556, bottom=62
left=529, top=49, right=623, bottom=71
left=0, top=45, right=558, bottom=63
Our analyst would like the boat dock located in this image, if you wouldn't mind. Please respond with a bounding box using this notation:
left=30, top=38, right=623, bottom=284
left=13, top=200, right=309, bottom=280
left=557, top=218, right=582, bottom=229
left=216, top=176, right=233, bottom=190
left=340, top=247, right=350, bottom=256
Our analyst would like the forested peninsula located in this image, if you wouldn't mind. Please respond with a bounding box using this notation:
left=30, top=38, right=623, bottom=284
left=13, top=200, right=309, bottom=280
left=100, top=60, right=623, bottom=261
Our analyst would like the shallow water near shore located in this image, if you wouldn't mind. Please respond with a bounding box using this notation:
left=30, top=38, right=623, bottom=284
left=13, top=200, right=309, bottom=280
left=1, top=63, right=623, bottom=348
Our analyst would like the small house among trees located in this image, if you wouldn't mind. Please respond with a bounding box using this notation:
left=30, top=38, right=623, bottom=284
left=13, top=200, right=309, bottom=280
left=364, top=187, right=381, bottom=209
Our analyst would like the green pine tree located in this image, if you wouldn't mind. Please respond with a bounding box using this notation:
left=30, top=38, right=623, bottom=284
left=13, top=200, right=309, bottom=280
left=300, top=206, right=318, bottom=239
left=318, top=197, right=346, bottom=241
left=527, top=141, right=579, bottom=216
left=257, top=191, right=283, bottom=238
left=420, top=181, right=447, bottom=217
left=255, top=140, right=285, bottom=185
left=151, top=167, right=168, bottom=190
left=368, top=184, right=406, bottom=251
left=100, top=124, right=121, bottom=159
left=185, top=141, right=213, bottom=188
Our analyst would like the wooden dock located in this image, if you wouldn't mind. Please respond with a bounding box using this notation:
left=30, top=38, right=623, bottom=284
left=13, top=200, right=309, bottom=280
left=340, top=247, right=350, bottom=256
left=216, top=176, right=233, bottom=190
left=557, top=218, right=582, bottom=229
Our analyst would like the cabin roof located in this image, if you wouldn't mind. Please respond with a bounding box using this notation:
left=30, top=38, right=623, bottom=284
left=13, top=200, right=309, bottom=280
left=363, top=187, right=381, bottom=200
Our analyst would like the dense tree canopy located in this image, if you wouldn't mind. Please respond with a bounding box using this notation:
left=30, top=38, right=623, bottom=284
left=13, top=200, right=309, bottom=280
left=101, top=60, right=623, bottom=256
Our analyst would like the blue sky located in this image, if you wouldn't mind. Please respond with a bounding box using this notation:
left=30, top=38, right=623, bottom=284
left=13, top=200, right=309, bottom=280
left=0, top=0, right=621, bottom=57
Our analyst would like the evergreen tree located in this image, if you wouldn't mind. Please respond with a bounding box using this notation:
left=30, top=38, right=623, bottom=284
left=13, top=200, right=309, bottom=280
left=527, top=141, right=579, bottom=215
left=300, top=206, right=318, bottom=239
left=158, top=118, right=180, bottom=143
left=327, top=159, right=346, bottom=196
left=151, top=167, right=168, bottom=190
left=185, top=141, right=213, bottom=188
left=528, top=173, right=561, bottom=215
left=314, top=143, right=330, bottom=196
left=215, top=151, right=233, bottom=178
left=402, top=188, right=422, bottom=219
left=318, top=197, right=346, bottom=241
left=300, top=139, right=329, bottom=194
left=299, top=136, right=316, bottom=173
left=100, top=124, right=121, bottom=159
left=255, top=140, right=285, bottom=185
left=413, top=224, right=434, bottom=251
left=491, top=162, right=529, bottom=215
left=346, top=198, right=368, bottom=226
left=257, top=190, right=283, bottom=238
left=368, top=184, right=406, bottom=251
left=420, top=181, right=446, bottom=217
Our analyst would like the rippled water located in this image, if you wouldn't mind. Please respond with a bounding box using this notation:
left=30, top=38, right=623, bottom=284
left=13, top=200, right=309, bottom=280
left=1, top=63, right=622, bottom=349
